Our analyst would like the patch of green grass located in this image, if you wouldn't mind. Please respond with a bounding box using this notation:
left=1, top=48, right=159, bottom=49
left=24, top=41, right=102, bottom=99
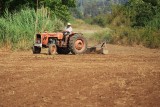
left=91, top=25, right=160, bottom=48
left=0, top=7, right=64, bottom=50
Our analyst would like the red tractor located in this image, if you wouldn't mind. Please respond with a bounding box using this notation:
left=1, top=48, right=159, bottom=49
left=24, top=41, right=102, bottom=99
left=32, top=32, right=87, bottom=55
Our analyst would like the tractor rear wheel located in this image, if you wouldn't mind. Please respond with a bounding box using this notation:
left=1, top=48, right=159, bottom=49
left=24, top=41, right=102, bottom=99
left=69, top=34, right=87, bottom=54
left=48, top=44, right=57, bottom=55
left=33, top=46, right=41, bottom=54
left=57, top=47, right=70, bottom=54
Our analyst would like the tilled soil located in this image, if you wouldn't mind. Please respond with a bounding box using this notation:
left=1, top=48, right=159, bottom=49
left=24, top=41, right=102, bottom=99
left=0, top=44, right=160, bottom=107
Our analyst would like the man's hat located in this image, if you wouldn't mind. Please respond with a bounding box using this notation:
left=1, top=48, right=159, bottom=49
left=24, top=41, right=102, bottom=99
left=67, top=23, right=71, bottom=26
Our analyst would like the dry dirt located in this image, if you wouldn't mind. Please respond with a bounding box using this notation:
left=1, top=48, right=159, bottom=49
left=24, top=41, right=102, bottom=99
left=0, top=44, right=160, bottom=107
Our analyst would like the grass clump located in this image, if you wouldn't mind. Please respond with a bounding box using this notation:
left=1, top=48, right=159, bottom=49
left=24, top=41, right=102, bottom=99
left=0, top=7, right=64, bottom=50
left=91, top=25, right=160, bottom=48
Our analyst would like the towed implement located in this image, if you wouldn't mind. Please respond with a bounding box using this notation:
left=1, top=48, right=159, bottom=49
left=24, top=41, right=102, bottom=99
left=86, top=41, right=108, bottom=54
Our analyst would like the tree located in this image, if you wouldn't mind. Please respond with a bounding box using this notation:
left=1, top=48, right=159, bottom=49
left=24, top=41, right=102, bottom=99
left=0, top=0, right=76, bottom=22
left=41, top=0, right=76, bottom=22
left=125, top=0, right=160, bottom=27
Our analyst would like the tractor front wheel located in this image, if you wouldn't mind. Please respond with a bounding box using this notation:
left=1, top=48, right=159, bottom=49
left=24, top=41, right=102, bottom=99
left=33, top=46, right=41, bottom=54
left=48, top=44, right=57, bottom=55
left=69, top=34, right=87, bottom=54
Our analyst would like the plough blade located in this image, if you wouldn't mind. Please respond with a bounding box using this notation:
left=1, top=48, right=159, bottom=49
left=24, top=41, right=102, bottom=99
left=86, top=42, right=108, bottom=54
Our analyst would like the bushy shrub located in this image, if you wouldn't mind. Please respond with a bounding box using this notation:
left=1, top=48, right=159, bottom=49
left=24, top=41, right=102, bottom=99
left=142, top=28, right=160, bottom=48
left=91, top=15, right=108, bottom=27
left=91, top=30, right=112, bottom=44
left=84, top=14, right=108, bottom=27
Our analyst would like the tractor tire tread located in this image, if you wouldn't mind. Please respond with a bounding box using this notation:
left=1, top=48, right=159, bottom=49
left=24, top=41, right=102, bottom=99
left=69, top=34, right=87, bottom=54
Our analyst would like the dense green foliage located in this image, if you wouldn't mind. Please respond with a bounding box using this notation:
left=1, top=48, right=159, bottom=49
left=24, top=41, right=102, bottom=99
left=0, top=0, right=76, bottom=50
left=90, top=0, right=160, bottom=48
left=125, top=0, right=160, bottom=27
left=0, top=0, right=76, bottom=22
left=0, top=8, right=64, bottom=50
left=74, top=0, right=127, bottom=18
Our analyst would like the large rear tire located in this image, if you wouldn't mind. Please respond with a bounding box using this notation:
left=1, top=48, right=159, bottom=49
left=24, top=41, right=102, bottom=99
left=57, top=47, right=70, bottom=54
left=32, top=46, right=41, bottom=54
left=48, top=44, right=57, bottom=55
left=69, top=34, right=87, bottom=54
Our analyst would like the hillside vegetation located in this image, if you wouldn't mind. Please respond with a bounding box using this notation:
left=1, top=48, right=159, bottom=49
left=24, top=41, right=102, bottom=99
left=0, top=0, right=160, bottom=50
left=74, top=0, right=127, bottom=18
left=82, top=0, right=160, bottom=48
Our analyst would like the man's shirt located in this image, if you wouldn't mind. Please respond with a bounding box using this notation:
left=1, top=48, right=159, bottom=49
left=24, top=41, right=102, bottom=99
left=65, top=26, right=73, bottom=34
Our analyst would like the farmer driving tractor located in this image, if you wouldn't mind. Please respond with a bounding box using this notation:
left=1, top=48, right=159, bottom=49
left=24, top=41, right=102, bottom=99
left=63, top=23, right=73, bottom=45
left=64, top=23, right=72, bottom=34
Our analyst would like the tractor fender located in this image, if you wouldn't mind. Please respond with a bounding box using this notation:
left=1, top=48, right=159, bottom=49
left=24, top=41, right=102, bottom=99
left=69, top=33, right=83, bottom=37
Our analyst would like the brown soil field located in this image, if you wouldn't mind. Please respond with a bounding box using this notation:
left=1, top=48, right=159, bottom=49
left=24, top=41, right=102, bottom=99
left=0, top=44, right=160, bottom=107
